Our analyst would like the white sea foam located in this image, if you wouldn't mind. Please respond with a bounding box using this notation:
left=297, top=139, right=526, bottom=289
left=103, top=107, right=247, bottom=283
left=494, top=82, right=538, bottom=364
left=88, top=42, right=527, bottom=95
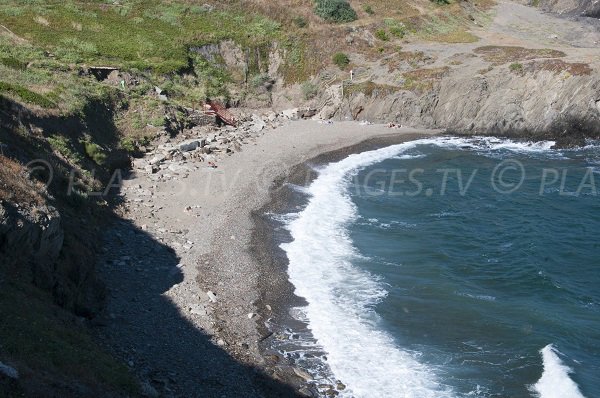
left=280, top=136, right=560, bottom=397
left=531, top=345, right=586, bottom=398
left=281, top=139, right=455, bottom=398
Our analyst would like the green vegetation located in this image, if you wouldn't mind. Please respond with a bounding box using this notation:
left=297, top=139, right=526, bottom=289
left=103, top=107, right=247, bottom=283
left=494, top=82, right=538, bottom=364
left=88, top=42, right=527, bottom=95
left=363, top=4, right=375, bottom=15
left=301, top=81, right=318, bottom=100
left=0, top=0, right=281, bottom=74
left=431, top=0, right=451, bottom=5
left=375, top=29, right=390, bottom=41
left=0, top=81, right=55, bottom=108
left=1, top=56, right=27, bottom=70
left=415, top=13, right=479, bottom=43
left=47, top=135, right=83, bottom=164
left=509, top=62, right=524, bottom=73
left=83, top=141, right=107, bottom=166
left=332, top=52, right=350, bottom=69
left=385, top=19, right=407, bottom=38
left=314, top=0, right=358, bottom=23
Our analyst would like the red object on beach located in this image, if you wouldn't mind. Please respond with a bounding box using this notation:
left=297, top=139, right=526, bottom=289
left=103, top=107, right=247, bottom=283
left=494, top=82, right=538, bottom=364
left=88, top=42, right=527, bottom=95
left=207, top=100, right=237, bottom=127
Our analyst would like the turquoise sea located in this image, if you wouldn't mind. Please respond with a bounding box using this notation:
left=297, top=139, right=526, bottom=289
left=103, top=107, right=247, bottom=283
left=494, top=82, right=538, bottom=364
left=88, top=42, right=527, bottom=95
left=280, top=137, right=600, bottom=398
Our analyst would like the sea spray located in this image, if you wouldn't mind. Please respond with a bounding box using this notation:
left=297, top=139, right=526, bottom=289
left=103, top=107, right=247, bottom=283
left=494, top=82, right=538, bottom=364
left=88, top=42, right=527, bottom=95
left=531, top=345, right=586, bottom=398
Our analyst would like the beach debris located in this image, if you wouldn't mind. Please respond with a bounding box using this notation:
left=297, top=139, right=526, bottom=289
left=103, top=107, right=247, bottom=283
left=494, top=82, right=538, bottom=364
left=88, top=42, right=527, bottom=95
left=206, top=291, right=218, bottom=303
left=217, top=338, right=227, bottom=346
left=0, top=362, right=18, bottom=379
left=247, top=312, right=257, bottom=319
left=265, top=304, right=272, bottom=311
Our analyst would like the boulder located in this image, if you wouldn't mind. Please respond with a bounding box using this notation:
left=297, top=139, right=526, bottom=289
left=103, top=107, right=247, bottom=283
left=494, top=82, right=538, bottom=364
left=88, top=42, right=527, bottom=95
left=250, top=114, right=267, bottom=132
left=149, top=154, right=166, bottom=165
left=281, top=108, right=299, bottom=120
left=178, top=139, right=205, bottom=152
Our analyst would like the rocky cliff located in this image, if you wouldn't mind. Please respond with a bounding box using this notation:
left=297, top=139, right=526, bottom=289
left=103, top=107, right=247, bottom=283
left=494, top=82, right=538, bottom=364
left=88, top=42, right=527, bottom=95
left=320, top=65, right=600, bottom=145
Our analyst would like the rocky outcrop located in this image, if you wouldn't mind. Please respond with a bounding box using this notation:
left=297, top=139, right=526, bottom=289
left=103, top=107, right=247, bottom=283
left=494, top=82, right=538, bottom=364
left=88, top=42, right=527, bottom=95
left=0, top=201, right=103, bottom=316
left=0, top=202, right=64, bottom=279
left=322, top=67, right=600, bottom=144
left=538, top=0, right=600, bottom=18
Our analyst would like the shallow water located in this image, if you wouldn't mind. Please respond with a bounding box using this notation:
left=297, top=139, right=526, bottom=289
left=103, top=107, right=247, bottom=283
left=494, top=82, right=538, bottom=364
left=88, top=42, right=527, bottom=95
left=280, top=137, right=600, bottom=398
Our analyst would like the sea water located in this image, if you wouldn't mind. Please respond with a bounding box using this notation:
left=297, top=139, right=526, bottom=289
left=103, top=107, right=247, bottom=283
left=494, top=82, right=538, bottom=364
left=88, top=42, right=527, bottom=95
left=280, top=137, right=600, bottom=398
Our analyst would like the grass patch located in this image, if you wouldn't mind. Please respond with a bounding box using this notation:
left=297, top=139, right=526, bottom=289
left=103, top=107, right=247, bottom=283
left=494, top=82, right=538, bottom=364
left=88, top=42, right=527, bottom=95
left=47, top=135, right=83, bottom=164
left=385, top=19, right=407, bottom=38
left=474, top=46, right=566, bottom=65
left=0, top=81, right=55, bottom=108
left=0, top=1, right=281, bottom=74
left=1, top=56, right=27, bottom=70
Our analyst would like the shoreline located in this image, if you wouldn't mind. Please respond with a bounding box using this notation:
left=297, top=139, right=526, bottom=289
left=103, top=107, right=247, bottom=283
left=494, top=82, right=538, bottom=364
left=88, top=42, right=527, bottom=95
left=251, top=132, right=441, bottom=393
left=194, top=122, right=442, bottom=394
left=105, top=120, right=442, bottom=396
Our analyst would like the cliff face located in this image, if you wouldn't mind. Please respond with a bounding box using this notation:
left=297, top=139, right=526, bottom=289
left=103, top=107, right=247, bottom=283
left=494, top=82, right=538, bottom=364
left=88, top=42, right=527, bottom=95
left=539, top=0, right=600, bottom=17
left=0, top=201, right=104, bottom=316
left=330, top=68, right=600, bottom=144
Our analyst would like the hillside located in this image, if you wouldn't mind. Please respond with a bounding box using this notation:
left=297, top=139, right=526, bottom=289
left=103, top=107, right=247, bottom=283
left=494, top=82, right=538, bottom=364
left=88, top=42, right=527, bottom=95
left=1, top=0, right=600, bottom=396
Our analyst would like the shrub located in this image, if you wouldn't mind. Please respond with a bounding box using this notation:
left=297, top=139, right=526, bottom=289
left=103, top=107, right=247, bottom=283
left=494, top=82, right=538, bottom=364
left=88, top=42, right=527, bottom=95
left=83, top=141, right=107, bottom=165
left=314, top=0, right=358, bottom=23
left=431, top=0, right=451, bottom=4
left=375, top=29, right=390, bottom=41
left=363, top=4, right=374, bottom=15
left=301, top=81, right=318, bottom=100
left=293, top=16, right=308, bottom=28
left=332, top=52, right=350, bottom=69
left=509, top=62, right=524, bottom=73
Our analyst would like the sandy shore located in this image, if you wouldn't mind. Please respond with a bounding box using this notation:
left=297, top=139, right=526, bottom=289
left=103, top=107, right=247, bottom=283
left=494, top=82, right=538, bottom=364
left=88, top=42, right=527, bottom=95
left=102, top=120, right=441, bottom=396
